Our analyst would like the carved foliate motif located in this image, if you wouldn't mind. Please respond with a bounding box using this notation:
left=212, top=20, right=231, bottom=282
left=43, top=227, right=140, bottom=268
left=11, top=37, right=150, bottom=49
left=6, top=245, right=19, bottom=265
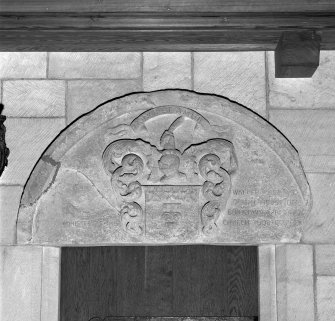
left=0, top=105, right=9, bottom=177
left=102, top=106, right=238, bottom=237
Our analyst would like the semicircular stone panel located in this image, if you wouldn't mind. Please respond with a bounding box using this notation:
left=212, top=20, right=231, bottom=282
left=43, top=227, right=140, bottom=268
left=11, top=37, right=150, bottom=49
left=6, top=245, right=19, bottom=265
left=17, top=90, right=312, bottom=245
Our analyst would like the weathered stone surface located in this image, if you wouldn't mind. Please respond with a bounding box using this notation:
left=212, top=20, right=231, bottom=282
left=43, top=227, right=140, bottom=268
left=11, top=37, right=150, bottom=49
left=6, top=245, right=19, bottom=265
left=194, top=52, right=266, bottom=117
left=270, top=110, right=335, bottom=173
left=0, top=52, right=47, bottom=78
left=0, top=246, right=42, bottom=321
left=317, top=276, right=335, bottom=321
left=0, top=185, right=23, bottom=244
left=0, top=118, right=65, bottom=185
left=302, top=174, right=335, bottom=243
left=67, top=80, right=141, bottom=123
left=143, top=52, right=192, bottom=90
left=41, top=247, right=60, bottom=321
left=16, top=90, right=311, bottom=245
left=258, top=245, right=277, bottom=321
left=3, top=80, right=65, bottom=117
left=268, top=51, right=335, bottom=108
left=276, top=244, right=314, bottom=321
left=49, top=52, right=141, bottom=79
left=21, top=168, right=128, bottom=244
left=316, top=245, right=335, bottom=275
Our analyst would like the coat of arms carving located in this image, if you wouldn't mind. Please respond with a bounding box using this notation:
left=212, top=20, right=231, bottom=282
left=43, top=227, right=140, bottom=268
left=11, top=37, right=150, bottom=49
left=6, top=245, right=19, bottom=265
left=102, top=106, right=238, bottom=240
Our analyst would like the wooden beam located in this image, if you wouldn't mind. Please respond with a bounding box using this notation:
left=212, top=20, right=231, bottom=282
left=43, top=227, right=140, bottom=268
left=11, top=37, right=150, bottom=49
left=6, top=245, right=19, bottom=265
left=0, top=13, right=334, bottom=51
left=1, top=0, right=335, bottom=13
left=2, top=13, right=335, bottom=30
left=275, top=31, right=321, bottom=77
left=1, top=1, right=335, bottom=53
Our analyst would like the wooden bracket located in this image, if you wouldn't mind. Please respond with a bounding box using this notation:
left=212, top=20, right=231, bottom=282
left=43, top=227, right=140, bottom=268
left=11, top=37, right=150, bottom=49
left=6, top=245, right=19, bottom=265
left=0, top=104, right=9, bottom=177
left=275, top=31, right=321, bottom=78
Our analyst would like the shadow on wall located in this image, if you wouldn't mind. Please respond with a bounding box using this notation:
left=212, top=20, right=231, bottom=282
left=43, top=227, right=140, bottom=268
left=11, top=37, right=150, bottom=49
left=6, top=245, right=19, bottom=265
left=0, top=103, right=9, bottom=177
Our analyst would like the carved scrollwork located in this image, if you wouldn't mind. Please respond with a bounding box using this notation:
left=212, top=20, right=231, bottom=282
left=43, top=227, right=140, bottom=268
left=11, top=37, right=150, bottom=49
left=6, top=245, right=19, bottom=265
left=120, top=202, right=144, bottom=236
left=201, top=201, right=221, bottom=234
left=117, top=153, right=144, bottom=180
left=199, top=154, right=223, bottom=182
left=110, top=153, right=144, bottom=235
left=115, top=180, right=142, bottom=201
left=199, top=154, right=231, bottom=201
left=102, top=139, right=162, bottom=237
left=111, top=153, right=144, bottom=201
left=202, top=179, right=229, bottom=200
left=196, top=144, right=237, bottom=234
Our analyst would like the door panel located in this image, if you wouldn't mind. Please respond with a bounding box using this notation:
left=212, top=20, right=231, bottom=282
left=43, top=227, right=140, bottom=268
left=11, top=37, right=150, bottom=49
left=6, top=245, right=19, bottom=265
left=60, top=246, right=258, bottom=321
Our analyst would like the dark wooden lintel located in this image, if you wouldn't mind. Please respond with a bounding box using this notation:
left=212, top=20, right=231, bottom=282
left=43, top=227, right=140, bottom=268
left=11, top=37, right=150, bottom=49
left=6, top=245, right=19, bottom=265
left=1, top=0, right=335, bottom=13
left=0, top=12, right=334, bottom=51
left=1, top=12, right=335, bottom=30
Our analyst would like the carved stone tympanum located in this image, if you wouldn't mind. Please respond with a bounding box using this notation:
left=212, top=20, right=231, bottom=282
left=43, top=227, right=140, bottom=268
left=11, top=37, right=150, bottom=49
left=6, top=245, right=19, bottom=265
left=17, top=90, right=312, bottom=245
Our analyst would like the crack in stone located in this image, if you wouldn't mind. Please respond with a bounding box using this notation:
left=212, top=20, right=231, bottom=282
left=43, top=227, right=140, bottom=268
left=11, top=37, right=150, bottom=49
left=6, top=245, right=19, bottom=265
left=74, top=169, right=118, bottom=212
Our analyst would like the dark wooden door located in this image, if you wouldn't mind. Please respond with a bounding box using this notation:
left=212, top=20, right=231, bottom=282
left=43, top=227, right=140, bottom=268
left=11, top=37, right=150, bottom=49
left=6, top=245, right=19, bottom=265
left=60, top=246, right=258, bottom=321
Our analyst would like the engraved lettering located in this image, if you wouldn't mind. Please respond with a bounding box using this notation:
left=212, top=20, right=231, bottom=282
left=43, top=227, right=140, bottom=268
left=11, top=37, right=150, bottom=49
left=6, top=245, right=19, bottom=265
left=222, top=219, right=250, bottom=226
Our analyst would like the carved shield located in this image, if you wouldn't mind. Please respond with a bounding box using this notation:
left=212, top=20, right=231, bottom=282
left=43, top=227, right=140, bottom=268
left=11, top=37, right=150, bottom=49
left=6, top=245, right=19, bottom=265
left=144, top=185, right=201, bottom=240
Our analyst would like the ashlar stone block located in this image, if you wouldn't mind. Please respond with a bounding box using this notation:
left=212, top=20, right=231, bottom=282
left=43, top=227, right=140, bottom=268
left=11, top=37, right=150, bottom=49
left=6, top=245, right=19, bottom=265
left=300, top=155, right=335, bottom=173
left=3, top=80, right=65, bottom=117
left=258, top=245, right=277, bottom=321
left=302, top=174, right=335, bottom=243
left=276, top=244, right=314, bottom=321
left=0, top=185, right=23, bottom=244
left=269, top=110, right=335, bottom=173
left=194, top=52, right=266, bottom=117
left=67, top=79, right=141, bottom=123
left=315, top=245, right=335, bottom=275
left=0, top=52, right=47, bottom=79
left=143, top=52, right=192, bottom=90
left=41, top=247, right=61, bottom=321
left=0, top=246, right=42, bottom=321
left=49, top=52, right=141, bottom=79
left=317, top=276, right=335, bottom=321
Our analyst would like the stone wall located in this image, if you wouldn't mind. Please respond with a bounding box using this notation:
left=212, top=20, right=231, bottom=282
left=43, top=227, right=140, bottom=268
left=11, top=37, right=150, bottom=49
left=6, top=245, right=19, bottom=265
left=1, top=52, right=335, bottom=321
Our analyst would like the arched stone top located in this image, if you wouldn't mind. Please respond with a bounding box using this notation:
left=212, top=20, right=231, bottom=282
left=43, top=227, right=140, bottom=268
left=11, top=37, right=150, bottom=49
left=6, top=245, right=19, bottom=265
left=17, top=90, right=312, bottom=245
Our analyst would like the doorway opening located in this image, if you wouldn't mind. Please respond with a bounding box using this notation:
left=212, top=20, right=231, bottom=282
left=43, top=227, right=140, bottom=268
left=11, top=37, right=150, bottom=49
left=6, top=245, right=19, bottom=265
left=60, top=246, right=259, bottom=321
